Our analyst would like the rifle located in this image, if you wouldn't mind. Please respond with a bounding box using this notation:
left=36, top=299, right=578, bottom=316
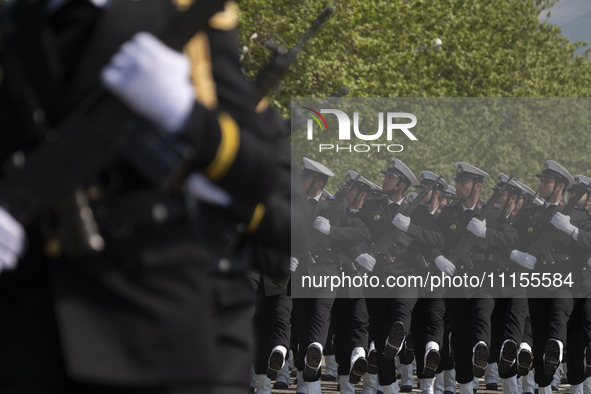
left=0, top=0, right=226, bottom=230
left=528, top=184, right=587, bottom=264
left=253, top=6, right=334, bottom=101
left=369, top=176, right=443, bottom=263
left=309, top=174, right=362, bottom=253
left=447, top=174, right=514, bottom=270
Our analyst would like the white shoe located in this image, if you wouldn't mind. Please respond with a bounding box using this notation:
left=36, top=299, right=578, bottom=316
left=501, top=376, right=519, bottom=394
left=306, top=379, right=322, bottom=394
left=459, top=382, right=473, bottom=394
left=380, top=381, right=399, bottom=394
left=255, top=374, right=272, bottom=394
left=362, top=372, right=378, bottom=394
left=267, top=345, right=287, bottom=380
left=339, top=375, right=356, bottom=394
left=433, top=372, right=444, bottom=393
left=350, top=347, right=368, bottom=384
left=325, top=354, right=338, bottom=379
left=304, top=342, right=324, bottom=381
left=423, top=341, right=441, bottom=379
left=420, top=377, right=435, bottom=394
left=296, top=370, right=307, bottom=393
left=537, top=385, right=553, bottom=394
left=443, top=369, right=456, bottom=392
left=485, top=362, right=499, bottom=385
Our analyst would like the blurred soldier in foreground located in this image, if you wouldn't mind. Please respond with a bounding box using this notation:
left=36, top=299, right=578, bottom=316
left=0, top=1, right=291, bottom=393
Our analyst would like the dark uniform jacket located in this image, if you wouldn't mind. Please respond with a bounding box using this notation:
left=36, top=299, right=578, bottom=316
left=434, top=201, right=518, bottom=273
left=513, top=202, right=578, bottom=275
left=294, top=193, right=370, bottom=297
left=0, top=0, right=288, bottom=386
left=358, top=197, right=444, bottom=278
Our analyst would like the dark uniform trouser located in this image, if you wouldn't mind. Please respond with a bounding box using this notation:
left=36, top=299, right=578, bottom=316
left=331, top=298, right=369, bottom=376
left=291, top=297, right=335, bottom=380
left=528, top=293, right=573, bottom=387
left=440, top=309, right=454, bottom=371
left=365, top=294, right=417, bottom=386
left=253, top=294, right=292, bottom=375
left=446, top=297, right=495, bottom=384
left=566, top=297, right=591, bottom=386
left=489, top=297, right=528, bottom=378
left=411, top=297, right=445, bottom=379
left=209, top=274, right=256, bottom=394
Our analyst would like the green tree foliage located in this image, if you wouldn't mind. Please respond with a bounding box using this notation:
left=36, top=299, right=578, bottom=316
left=237, top=0, right=591, bottom=194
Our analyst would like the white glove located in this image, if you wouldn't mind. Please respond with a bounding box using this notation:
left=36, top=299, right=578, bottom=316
left=550, top=212, right=579, bottom=240
left=434, top=255, right=456, bottom=277
left=289, top=257, right=299, bottom=272
left=467, top=217, right=487, bottom=239
left=355, top=253, right=376, bottom=272
left=312, top=216, right=331, bottom=235
left=185, top=172, right=232, bottom=207
left=101, top=32, right=194, bottom=133
left=510, top=250, right=536, bottom=270
left=0, top=207, right=26, bottom=273
left=392, top=213, right=410, bottom=233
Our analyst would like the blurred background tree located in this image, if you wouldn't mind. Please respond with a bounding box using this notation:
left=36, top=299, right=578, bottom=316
left=237, top=0, right=591, bottom=193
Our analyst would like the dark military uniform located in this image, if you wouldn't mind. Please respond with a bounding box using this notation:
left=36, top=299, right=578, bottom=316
left=292, top=194, right=370, bottom=381
left=563, top=207, right=591, bottom=387
left=435, top=200, right=518, bottom=384
left=358, top=196, right=443, bottom=386
left=0, top=1, right=289, bottom=393
left=330, top=206, right=371, bottom=380
left=512, top=202, right=576, bottom=388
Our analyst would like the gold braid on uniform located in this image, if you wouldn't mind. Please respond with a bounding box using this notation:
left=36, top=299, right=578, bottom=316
left=204, top=112, right=240, bottom=182
left=183, top=1, right=241, bottom=181
left=247, top=203, right=266, bottom=234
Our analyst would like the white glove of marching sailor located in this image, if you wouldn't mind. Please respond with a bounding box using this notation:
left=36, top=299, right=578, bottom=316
left=0, top=207, right=26, bottom=274
left=312, top=216, right=331, bottom=235
left=101, top=32, right=194, bottom=133
left=392, top=213, right=410, bottom=233
left=434, top=255, right=456, bottom=277
left=467, top=217, right=487, bottom=239
left=355, top=253, right=376, bottom=272
left=510, top=250, right=536, bottom=270
left=550, top=212, right=579, bottom=241
left=185, top=172, right=232, bottom=207
left=289, top=257, right=299, bottom=272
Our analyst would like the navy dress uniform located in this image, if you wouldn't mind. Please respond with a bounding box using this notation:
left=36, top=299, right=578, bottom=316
left=404, top=171, right=449, bottom=387
left=558, top=175, right=591, bottom=393
left=431, top=163, right=519, bottom=394
left=357, top=159, right=444, bottom=393
left=291, top=158, right=371, bottom=394
left=329, top=170, right=376, bottom=392
left=0, top=1, right=291, bottom=393
left=510, top=160, right=577, bottom=392
left=486, top=174, right=530, bottom=391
